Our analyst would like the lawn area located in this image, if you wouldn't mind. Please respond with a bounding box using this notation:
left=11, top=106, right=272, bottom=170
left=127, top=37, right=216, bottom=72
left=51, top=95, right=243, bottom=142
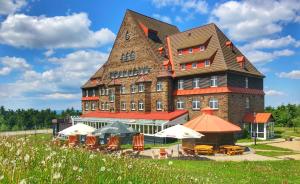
left=274, top=127, right=300, bottom=138
left=0, top=134, right=300, bottom=183
left=249, top=143, right=299, bottom=158
left=248, top=144, right=292, bottom=151
left=255, top=151, right=296, bottom=157
left=236, top=138, right=266, bottom=143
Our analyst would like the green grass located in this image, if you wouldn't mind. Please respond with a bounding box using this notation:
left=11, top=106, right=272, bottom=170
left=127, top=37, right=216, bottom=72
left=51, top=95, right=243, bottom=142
left=248, top=144, right=292, bottom=151
left=0, top=134, right=300, bottom=183
left=236, top=138, right=265, bottom=143
left=255, top=151, right=296, bottom=157
left=274, top=127, right=300, bottom=138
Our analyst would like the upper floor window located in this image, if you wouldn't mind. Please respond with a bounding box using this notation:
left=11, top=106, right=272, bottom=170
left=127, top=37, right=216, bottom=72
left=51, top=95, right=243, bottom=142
left=131, top=84, right=136, bottom=93
left=85, top=102, right=89, bottom=111
left=138, top=83, right=144, bottom=92
left=178, top=50, right=182, bottom=55
left=131, top=101, right=136, bottom=111
left=199, top=45, right=205, bottom=51
left=91, top=102, right=96, bottom=111
left=130, top=51, right=136, bottom=60
left=180, top=64, right=186, bottom=70
left=121, top=101, right=126, bottom=111
left=92, top=89, right=96, bottom=97
left=101, top=102, right=105, bottom=110
left=209, top=98, right=219, bottom=109
left=125, top=31, right=130, bottom=40
left=189, top=48, right=193, bottom=53
left=85, top=90, right=88, bottom=97
left=193, top=78, right=200, bottom=88
left=156, top=81, right=163, bottom=91
left=138, top=101, right=144, bottom=111
left=156, top=100, right=162, bottom=111
left=126, top=53, right=130, bottom=61
left=210, top=76, right=218, bottom=87
left=245, top=77, right=249, bottom=88
left=121, top=54, right=126, bottom=62
left=178, top=79, right=184, bottom=90
left=205, top=60, right=210, bottom=67
left=176, top=99, right=184, bottom=109
left=105, top=89, right=109, bottom=96
left=109, top=94, right=115, bottom=102
left=192, top=99, right=200, bottom=110
left=246, top=97, right=250, bottom=109
left=105, top=102, right=109, bottom=110
left=192, top=62, right=197, bottom=69
left=120, top=85, right=126, bottom=94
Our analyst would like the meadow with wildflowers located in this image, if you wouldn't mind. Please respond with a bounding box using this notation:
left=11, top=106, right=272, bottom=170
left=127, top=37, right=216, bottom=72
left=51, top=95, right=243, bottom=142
left=0, top=134, right=299, bottom=184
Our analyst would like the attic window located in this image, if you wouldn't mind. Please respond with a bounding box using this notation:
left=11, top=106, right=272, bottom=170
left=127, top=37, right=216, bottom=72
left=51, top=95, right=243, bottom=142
left=178, top=50, right=182, bottom=55
left=125, top=31, right=130, bottom=40
left=226, top=41, right=233, bottom=49
left=236, top=56, right=246, bottom=69
left=199, top=45, right=205, bottom=51
left=148, top=29, right=159, bottom=42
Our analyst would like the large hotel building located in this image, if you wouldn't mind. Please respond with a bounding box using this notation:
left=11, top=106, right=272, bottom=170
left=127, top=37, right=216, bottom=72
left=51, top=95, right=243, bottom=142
left=78, top=10, right=265, bottom=135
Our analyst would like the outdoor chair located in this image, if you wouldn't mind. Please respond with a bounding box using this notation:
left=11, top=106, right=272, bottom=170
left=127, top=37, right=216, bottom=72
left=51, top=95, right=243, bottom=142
left=68, top=135, right=79, bottom=148
left=132, top=134, right=144, bottom=151
left=159, top=148, right=168, bottom=159
left=85, top=135, right=99, bottom=150
left=107, top=136, right=120, bottom=151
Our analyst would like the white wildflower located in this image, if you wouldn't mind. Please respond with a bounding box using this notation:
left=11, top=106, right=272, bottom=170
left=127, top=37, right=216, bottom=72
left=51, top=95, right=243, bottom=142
left=102, top=158, right=106, bottom=162
left=16, top=149, right=22, bottom=156
left=168, top=161, right=173, bottom=166
left=0, top=175, right=4, bottom=180
left=19, top=179, right=26, bottom=184
left=73, top=166, right=78, bottom=171
left=117, top=176, right=122, bottom=181
left=53, top=172, right=61, bottom=180
left=100, top=166, right=106, bottom=172
left=89, top=154, right=95, bottom=159
left=24, top=154, right=30, bottom=163
left=128, top=164, right=132, bottom=169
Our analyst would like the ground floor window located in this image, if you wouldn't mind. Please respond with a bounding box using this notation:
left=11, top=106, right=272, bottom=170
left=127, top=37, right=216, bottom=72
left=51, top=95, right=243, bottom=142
left=138, top=101, right=144, bottom=111
left=156, top=100, right=162, bottom=111
left=192, top=99, right=200, bottom=110
left=121, top=101, right=126, bottom=111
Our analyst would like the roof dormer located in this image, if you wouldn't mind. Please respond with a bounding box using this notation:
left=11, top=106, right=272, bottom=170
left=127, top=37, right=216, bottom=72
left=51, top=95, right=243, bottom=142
left=236, top=56, right=246, bottom=69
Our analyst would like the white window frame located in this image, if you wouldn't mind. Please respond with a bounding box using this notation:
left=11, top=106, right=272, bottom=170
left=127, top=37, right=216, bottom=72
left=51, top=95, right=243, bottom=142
left=86, top=90, right=88, bottom=97
left=176, top=100, right=184, bottom=109
left=105, top=102, right=109, bottom=110
left=210, top=76, right=218, bottom=87
left=156, top=100, right=162, bottom=111
left=121, top=101, right=126, bottom=111
left=120, top=85, right=126, bottom=94
left=85, top=102, right=89, bottom=111
left=192, top=62, right=197, bottom=69
left=245, top=77, right=249, bottom=88
left=131, top=84, right=136, bottom=93
left=189, top=48, right=193, bottom=53
left=138, top=101, right=144, bottom=111
left=199, top=45, right=205, bottom=51
left=92, top=89, right=95, bottom=97
left=193, top=78, right=200, bottom=89
left=192, top=99, right=200, bottom=110
left=131, top=102, right=136, bottom=111
left=101, top=102, right=105, bottom=110
left=156, top=81, right=162, bottom=91
left=205, top=60, right=210, bottom=67
left=138, top=83, right=144, bottom=92
left=105, top=89, right=109, bottom=96
left=209, top=98, right=219, bottom=109
left=180, top=64, right=186, bottom=70
left=178, top=79, right=184, bottom=90
left=246, top=97, right=250, bottom=109
left=91, top=102, right=96, bottom=111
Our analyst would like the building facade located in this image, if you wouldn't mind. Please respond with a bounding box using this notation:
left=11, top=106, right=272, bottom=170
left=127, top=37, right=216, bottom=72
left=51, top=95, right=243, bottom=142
left=80, top=10, right=265, bottom=130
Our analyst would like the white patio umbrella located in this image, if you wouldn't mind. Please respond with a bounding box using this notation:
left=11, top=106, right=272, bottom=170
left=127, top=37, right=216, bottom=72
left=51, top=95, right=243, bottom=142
left=154, top=124, right=204, bottom=155
left=58, top=123, right=96, bottom=136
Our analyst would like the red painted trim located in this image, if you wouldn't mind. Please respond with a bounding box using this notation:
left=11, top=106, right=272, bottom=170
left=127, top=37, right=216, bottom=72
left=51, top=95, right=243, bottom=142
left=173, top=87, right=264, bottom=96
left=81, top=97, right=99, bottom=101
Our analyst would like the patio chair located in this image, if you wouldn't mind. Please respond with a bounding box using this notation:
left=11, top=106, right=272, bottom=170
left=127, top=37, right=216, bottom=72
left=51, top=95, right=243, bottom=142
left=132, top=134, right=144, bottom=151
left=85, top=135, right=99, bottom=150
left=68, top=135, right=79, bottom=148
left=159, top=148, right=168, bottom=159
left=182, top=147, right=195, bottom=156
left=107, top=136, right=120, bottom=151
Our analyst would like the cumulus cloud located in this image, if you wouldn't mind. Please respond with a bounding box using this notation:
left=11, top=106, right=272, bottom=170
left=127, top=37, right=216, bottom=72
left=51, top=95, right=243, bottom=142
left=0, top=0, right=27, bottom=15
left=0, top=13, right=116, bottom=49
left=0, top=56, right=30, bottom=75
left=43, top=92, right=80, bottom=100
left=152, top=14, right=172, bottom=24
left=210, top=0, right=300, bottom=41
left=278, top=70, right=300, bottom=79
left=245, top=49, right=294, bottom=64
left=152, top=0, right=208, bottom=14
left=265, top=90, right=285, bottom=96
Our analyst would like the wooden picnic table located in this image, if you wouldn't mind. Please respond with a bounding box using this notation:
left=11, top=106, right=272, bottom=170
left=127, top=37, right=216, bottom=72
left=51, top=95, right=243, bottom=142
left=194, top=145, right=214, bottom=155
left=220, top=145, right=244, bottom=155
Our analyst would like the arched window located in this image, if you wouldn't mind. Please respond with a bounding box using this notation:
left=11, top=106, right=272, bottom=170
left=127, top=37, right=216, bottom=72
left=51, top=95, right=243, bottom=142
left=125, top=31, right=130, bottom=40
left=121, top=54, right=126, bottom=61
left=126, top=52, right=130, bottom=61
left=130, top=51, right=136, bottom=60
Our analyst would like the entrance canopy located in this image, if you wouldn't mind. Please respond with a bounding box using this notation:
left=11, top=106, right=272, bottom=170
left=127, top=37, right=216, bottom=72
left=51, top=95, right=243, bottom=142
left=58, top=123, right=96, bottom=136
left=184, top=108, right=241, bottom=133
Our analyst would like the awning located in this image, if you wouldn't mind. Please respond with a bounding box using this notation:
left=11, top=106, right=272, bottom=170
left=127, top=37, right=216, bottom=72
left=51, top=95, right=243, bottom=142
left=183, top=107, right=241, bottom=133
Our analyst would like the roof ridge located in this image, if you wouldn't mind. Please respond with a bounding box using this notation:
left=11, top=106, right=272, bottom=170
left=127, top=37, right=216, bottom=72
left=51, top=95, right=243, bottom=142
left=126, top=9, right=178, bottom=28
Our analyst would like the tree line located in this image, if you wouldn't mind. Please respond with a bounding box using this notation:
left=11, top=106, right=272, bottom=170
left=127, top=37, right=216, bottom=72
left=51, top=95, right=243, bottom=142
left=0, top=106, right=81, bottom=131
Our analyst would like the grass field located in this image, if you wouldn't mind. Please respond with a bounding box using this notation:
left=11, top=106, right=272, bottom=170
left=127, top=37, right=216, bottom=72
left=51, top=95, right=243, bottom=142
left=0, top=134, right=300, bottom=184
left=274, top=127, right=300, bottom=138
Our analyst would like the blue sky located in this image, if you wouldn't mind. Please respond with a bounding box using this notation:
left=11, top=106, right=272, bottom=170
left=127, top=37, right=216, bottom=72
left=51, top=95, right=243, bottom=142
left=0, top=0, right=299, bottom=110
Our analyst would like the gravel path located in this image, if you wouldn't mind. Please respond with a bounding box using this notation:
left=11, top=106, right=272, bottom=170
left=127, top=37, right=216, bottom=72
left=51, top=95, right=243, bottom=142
left=269, top=140, right=300, bottom=152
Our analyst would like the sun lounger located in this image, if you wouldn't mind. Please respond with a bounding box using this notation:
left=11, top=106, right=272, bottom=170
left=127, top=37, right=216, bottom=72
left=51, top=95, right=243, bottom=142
left=68, top=135, right=79, bottom=148
left=132, top=134, right=144, bottom=151
left=107, top=136, right=120, bottom=151
left=85, top=135, right=99, bottom=150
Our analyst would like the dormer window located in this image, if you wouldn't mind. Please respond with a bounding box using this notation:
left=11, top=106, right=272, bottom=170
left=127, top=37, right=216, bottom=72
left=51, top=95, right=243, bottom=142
left=121, top=54, right=126, bottom=62
left=192, top=62, right=197, bottom=69
left=180, top=64, right=186, bottom=70
left=199, top=45, right=205, bottom=51
left=189, top=48, right=193, bottom=53
left=205, top=60, right=210, bottom=67
left=178, top=50, right=182, bottom=55
left=130, top=51, right=136, bottom=60
left=126, top=52, right=130, bottom=61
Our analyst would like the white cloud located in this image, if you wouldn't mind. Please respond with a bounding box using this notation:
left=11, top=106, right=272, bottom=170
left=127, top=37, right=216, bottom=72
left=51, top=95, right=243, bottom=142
left=240, top=35, right=298, bottom=51
left=245, top=49, right=294, bottom=64
left=175, top=16, right=183, bottom=23
left=152, top=14, right=172, bottom=24
left=43, top=93, right=80, bottom=100
left=0, top=0, right=27, bottom=15
left=0, top=13, right=116, bottom=49
left=278, top=70, right=300, bottom=79
left=152, top=0, right=208, bottom=14
left=265, top=90, right=285, bottom=96
left=0, top=56, right=30, bottom=75
left=210, top=0, right=300, bottom=41
left=0, top=50, right=108, bottom=99
left=44, top=49, right=55, bottom=57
